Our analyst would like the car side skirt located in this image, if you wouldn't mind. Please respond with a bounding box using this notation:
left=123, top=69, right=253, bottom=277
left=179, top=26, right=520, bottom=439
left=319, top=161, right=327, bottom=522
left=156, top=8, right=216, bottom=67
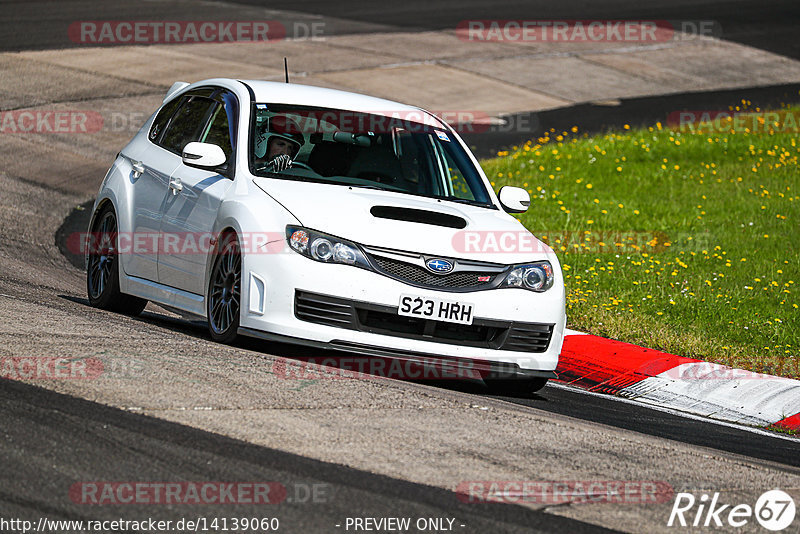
left=122, top=275, right=205, bottom=317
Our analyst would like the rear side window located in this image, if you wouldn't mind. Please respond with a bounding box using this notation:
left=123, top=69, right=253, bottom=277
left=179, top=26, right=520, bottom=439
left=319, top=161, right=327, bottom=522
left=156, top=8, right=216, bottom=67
left=148, top=97, right=182, bottom=143
left=159, top=96, right=216, bottom=155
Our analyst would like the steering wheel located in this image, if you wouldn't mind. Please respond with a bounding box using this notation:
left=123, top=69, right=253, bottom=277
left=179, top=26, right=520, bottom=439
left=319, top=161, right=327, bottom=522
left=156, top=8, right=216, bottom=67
left=256, top=160, right=314, bottom=173
left=290, top=161, right=313, bottom=171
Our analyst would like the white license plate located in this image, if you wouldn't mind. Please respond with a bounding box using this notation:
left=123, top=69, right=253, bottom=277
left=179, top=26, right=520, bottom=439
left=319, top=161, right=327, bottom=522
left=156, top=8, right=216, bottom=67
left=398, top=294, right=475, bottom=325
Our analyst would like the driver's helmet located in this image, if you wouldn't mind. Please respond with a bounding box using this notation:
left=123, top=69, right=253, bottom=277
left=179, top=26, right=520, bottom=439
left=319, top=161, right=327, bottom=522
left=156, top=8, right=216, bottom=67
left=257, top=115, right=304, bottom=158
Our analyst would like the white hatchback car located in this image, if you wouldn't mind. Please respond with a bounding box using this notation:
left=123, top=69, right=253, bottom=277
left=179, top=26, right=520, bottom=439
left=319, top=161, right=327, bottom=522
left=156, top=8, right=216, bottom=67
left=86, top=78, right=565, bottom=392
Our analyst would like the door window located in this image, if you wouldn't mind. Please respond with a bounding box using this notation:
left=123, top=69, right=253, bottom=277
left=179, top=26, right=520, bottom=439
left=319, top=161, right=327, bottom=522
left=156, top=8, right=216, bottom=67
left=200, top=104, right=233, bottom=162
left=159, top=96, right=216, bottom=155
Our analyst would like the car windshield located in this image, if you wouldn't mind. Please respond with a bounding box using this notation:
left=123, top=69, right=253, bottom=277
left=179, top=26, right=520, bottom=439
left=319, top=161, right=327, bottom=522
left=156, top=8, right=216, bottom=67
left=249, top=104, right=493, bottom=207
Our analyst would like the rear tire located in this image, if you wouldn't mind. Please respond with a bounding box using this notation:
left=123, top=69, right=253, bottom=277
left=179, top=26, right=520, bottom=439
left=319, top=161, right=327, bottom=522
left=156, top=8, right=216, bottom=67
left=86, top=205, right=147, bottom=316
left=484, top=377, right=548, bottom=395
left=207, top=232, right=241, bottom=344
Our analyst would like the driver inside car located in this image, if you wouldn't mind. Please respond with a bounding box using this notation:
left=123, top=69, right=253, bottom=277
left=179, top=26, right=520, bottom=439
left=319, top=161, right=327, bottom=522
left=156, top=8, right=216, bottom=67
left=255, top=115, right=304, bottom=172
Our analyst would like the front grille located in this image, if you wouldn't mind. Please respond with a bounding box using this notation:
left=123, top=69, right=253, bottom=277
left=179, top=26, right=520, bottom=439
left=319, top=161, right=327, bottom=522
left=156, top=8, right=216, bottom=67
left=294, top=290, right=553, bottom=353
left=357, top=308, right=506, bottom=344
left=370, top=255, right=499, bottom=289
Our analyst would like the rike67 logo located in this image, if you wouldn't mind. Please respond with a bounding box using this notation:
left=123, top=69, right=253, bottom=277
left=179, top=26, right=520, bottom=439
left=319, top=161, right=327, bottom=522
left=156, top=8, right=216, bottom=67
left=668, top=490, right=796, bottom=531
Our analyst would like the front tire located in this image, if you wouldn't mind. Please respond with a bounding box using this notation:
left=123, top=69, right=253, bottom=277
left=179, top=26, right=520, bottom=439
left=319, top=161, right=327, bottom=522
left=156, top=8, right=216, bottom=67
left=86, top=205, right=147, bottom=315
left=207, top=232, right=241, bottom=344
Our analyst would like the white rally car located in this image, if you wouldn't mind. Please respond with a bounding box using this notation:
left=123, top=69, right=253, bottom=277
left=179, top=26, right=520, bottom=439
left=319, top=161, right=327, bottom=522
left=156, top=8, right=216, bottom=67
left=86, top=78, right=565, bottom=392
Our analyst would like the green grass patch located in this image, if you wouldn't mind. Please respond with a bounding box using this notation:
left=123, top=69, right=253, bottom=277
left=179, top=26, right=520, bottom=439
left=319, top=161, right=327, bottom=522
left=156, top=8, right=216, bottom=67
left=481, top=103, right=799, bottom=378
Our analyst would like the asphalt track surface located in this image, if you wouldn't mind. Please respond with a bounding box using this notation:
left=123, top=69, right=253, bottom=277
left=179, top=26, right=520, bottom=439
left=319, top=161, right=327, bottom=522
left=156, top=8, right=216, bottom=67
left=497, top=386, right=800, bottom=468
left=2, top=378, right=617, bottom=533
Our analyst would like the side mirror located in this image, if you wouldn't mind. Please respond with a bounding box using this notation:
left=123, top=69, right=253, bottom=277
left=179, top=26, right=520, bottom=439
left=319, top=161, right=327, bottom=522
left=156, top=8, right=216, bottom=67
left=498, top=186, right=530, bottom=213
left=182, top=142, right=227, bottom=169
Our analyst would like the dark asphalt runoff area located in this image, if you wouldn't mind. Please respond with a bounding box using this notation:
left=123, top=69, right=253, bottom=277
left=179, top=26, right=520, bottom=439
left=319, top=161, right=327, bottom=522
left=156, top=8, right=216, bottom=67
left=461, top=82, right=800, bottom=158
left=253, top=0, right=800, bottom=60
left=1, top=0, right=798, bottom=60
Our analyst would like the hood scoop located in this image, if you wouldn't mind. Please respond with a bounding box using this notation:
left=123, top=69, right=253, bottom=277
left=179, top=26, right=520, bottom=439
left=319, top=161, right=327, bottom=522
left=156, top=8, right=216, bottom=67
left=370, top=206, right=467, bottom=229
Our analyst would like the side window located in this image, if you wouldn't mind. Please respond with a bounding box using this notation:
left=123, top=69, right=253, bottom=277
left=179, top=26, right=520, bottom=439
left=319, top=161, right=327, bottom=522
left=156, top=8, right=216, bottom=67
left=160, top=96, right=216, bottom=155
left=200, top=104, right=232, bottom=162
left=148, top=97, right=183, bottom=143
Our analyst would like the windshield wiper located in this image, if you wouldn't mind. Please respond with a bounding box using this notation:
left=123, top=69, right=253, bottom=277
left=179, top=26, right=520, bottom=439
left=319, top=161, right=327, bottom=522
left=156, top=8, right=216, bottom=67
left=439, top=197, right=495, bottom=208
left=347, top=184, right=385, bottom=190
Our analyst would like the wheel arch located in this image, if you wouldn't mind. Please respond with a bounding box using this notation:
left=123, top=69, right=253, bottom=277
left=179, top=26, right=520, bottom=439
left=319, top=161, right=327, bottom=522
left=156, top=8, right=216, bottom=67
left=85, top=194, right=119, bottom=270
left=203, top=223, right=242, bottom=304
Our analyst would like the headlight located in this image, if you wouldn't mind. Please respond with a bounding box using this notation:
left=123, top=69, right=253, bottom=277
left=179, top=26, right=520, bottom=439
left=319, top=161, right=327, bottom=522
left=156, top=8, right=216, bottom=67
left=500, top=261, right=554, bottom=292
left=286, top=226, right=371, bottom=270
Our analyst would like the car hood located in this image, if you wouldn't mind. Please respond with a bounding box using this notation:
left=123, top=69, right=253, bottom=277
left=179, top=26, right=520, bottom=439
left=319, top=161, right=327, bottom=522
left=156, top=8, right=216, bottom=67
left=253, top=177, right=556, bottom=264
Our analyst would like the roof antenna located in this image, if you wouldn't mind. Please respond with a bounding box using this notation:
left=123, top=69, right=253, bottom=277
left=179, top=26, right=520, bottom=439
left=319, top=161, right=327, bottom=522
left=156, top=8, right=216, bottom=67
left=284, top=57, right=289, bottom=83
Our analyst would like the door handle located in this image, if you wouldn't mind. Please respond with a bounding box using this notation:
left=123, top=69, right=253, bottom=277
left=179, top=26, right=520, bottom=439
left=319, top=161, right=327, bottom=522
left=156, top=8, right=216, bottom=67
left=131, top=160, right=144, bottom=178
left=169, top=178, right=183, bottom=194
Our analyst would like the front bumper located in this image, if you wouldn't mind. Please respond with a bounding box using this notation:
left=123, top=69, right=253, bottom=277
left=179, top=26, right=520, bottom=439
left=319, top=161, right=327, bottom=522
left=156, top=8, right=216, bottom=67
left=238, top=249, right=566, bottom=372
left=238, top=327, right=557, bottom=380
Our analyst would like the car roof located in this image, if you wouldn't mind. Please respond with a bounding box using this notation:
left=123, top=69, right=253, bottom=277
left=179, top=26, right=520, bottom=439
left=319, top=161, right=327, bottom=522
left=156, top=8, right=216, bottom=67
left=238, top=79, right=447, bottom=128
